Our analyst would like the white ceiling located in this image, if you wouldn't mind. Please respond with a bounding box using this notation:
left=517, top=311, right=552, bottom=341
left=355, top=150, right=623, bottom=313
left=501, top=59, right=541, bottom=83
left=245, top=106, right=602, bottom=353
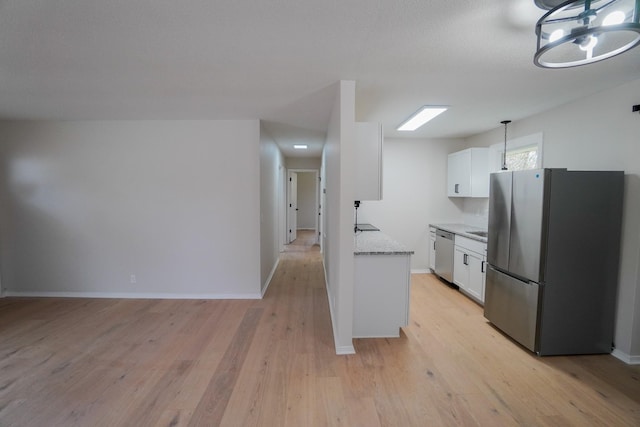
left=1, top=0, right=639, bottom=157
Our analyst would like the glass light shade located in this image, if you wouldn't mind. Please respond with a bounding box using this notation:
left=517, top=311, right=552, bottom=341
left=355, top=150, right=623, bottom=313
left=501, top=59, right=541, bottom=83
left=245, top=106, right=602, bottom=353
left=534, top=0, right=640, bottom=68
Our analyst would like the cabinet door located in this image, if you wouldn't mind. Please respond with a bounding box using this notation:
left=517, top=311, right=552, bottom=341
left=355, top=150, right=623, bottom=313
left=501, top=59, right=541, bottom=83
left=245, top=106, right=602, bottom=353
left=453, top=247, right=470, bottom=290
left=481, top=256, right=486, bottom=302
left=447, top=150, right=471, bottom=197
left=469, top=148, right=490, bottom=197
left=466, top=253, right=486, bottom=303
left=429, top=235, right=436, bottom=270
left=447, top=148, right=489, bottom=198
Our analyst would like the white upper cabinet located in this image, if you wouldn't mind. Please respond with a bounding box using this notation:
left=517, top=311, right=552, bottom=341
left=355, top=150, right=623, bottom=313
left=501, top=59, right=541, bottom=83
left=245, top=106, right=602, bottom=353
left=355, top=122, right=383, bottom=201
left=447, top=147, right=489, bottom=198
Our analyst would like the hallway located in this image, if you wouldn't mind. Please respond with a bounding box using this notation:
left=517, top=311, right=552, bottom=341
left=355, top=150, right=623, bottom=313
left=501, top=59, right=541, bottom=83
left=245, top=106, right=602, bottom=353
left=283, top=229, right=320, bottom=252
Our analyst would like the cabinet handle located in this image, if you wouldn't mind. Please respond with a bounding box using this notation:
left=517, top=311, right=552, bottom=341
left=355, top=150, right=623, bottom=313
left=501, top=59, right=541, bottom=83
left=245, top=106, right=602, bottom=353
left=455, top=183, right=459, bottom=194
left=463, top=253, right=468, bottom=265
left=481, top=260, right=485, bottom=273
left=433, top=241, right=436, bottom=250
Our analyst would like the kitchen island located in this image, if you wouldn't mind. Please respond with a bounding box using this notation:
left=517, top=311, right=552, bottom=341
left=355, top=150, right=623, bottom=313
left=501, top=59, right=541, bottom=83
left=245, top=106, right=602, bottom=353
left=354, top=230, right=414, bottom=338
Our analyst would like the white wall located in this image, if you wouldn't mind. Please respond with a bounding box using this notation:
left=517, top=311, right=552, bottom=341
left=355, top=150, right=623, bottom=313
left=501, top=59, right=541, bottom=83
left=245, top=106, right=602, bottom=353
left=322, top=81, right=356, bottom=354
left=296, top=171, right=317, bottom=230
left=465, top=78, right=640, bottom=363
left=355, top=137, right=467, bottom=271
left=286, top=157, right=321, bottom=169
left=0, top=120, right=262, bottom=298
left=260, top=123, right=285, bottom=293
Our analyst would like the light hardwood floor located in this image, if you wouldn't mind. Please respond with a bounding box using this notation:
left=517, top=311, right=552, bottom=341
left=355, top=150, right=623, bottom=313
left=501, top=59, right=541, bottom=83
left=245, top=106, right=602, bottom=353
left=1, top=230, right=639, bottom=426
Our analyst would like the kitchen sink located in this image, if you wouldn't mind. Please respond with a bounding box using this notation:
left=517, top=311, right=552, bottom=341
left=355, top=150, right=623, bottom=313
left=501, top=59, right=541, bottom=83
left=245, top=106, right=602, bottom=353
left=467, top=230, right=488, bottom=237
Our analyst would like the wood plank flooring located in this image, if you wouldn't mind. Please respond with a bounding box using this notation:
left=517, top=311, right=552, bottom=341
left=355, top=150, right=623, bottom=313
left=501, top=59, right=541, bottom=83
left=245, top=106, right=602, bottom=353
left=1, top=230, right=639, bottom=426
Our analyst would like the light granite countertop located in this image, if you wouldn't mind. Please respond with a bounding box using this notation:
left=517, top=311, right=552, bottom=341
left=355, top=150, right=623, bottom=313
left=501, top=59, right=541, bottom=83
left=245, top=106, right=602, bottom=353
left=354, top=231, right=414, bottom=255
left=429, top=223, right=488, bottom=243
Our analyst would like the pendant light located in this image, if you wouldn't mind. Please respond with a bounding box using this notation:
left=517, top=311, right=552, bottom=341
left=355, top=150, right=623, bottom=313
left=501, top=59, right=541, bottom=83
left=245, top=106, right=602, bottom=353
left=534, top=0, right=640, bottom=68
left=501, top=120, right=511, bottom=170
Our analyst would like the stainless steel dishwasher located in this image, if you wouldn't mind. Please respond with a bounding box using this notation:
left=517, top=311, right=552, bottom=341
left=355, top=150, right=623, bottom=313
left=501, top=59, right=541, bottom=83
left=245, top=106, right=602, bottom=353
left=434, top=229, right=454, bottom=282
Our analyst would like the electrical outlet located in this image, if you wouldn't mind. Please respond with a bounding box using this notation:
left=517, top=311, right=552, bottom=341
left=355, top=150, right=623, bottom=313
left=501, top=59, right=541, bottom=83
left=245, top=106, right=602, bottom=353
left=130, top=274, right=136, bottom=284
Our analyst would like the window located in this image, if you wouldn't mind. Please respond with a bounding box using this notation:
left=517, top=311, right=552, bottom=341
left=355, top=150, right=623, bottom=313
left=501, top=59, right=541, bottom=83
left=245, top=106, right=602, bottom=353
left=505, top=144, right=539, bottom=171
left=489, top=132, right=543, bottom=172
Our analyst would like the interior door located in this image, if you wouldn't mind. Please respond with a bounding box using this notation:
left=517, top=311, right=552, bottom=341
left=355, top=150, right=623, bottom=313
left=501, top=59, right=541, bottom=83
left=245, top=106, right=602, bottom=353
left=287, top=171, right=298, bottom=243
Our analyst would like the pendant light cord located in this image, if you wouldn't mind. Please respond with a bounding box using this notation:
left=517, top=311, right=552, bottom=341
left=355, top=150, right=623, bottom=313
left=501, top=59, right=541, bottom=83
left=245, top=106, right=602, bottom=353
left=501, top=120, right=511, bottom=170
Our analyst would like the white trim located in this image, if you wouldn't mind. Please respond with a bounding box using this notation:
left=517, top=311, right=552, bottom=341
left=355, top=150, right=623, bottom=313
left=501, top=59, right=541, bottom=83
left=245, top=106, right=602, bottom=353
left=612, top=348, right=640, bottom=365
left=335, top=344, right=356, bottom=355
left=323, top=261, right=356, bottom=355
left=287, top=170, right=298, bottom=243
left=489, top=132, right=544, bottom=173
left=4, top=291, right=263, bottom=300
left=279, top=164, right=287, bottom=253
left=353, top=333, right=400, bottom=339
left=287, top=168, right=320, bottom=245
left=261, top=257, right=280, bottom=297
left=411, top=268, right=431, bottom=274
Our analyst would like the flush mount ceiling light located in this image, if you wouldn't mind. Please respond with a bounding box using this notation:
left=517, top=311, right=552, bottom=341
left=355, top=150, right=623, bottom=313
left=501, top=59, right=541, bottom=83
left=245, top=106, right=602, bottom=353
left=293, top=144, right=308, bottom=149
left=534, top=0, right=640, bottom=68
left=397, top=106, right=448, bottom=131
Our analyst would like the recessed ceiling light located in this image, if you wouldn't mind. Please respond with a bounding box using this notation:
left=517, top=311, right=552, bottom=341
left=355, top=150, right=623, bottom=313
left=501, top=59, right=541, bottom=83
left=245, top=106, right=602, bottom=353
left=397, top=106, right=448, bottom=131
left=294, top=144, right=308, bottom=149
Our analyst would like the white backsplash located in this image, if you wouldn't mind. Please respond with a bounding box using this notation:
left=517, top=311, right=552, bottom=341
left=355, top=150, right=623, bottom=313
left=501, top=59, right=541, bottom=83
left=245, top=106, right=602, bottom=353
left=462, top=198, right=489, bottom=229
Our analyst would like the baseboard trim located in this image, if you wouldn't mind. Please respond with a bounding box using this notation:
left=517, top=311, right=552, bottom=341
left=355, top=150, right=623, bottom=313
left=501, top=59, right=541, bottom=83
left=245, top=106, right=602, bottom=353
left=335, top=345, right=356, bottom=355
left=411, top=269, right=432, bottom=274
left=612, top=348, right=640, bottom=365
left=261, top=257, right=280, bottom=297
left=4, top=291, right=263, bottom=300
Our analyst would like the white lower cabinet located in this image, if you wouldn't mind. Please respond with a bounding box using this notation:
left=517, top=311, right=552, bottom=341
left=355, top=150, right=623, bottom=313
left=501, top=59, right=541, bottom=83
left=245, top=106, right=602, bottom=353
left=453, top=236, right=487, bottom=304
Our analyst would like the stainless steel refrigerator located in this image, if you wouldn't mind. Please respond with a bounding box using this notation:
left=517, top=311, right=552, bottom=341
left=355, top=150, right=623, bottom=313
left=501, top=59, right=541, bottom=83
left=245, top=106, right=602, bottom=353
left=484, top=168, right=624, bottom=356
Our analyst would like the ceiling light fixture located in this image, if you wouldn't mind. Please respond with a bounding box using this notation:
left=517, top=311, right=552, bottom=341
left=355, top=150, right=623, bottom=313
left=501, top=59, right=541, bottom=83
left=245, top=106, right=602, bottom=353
left=534, top=0, right=640, bottom=68
left=397, top=106, right=448, bottom=131
left=293, top=144, right=308, bottom=149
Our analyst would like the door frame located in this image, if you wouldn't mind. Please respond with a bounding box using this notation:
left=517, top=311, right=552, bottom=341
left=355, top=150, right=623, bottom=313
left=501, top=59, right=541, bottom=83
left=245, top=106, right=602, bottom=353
left=286, top=168, right=320, bottom=245
left=287, top=171, right=298, bottom=243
